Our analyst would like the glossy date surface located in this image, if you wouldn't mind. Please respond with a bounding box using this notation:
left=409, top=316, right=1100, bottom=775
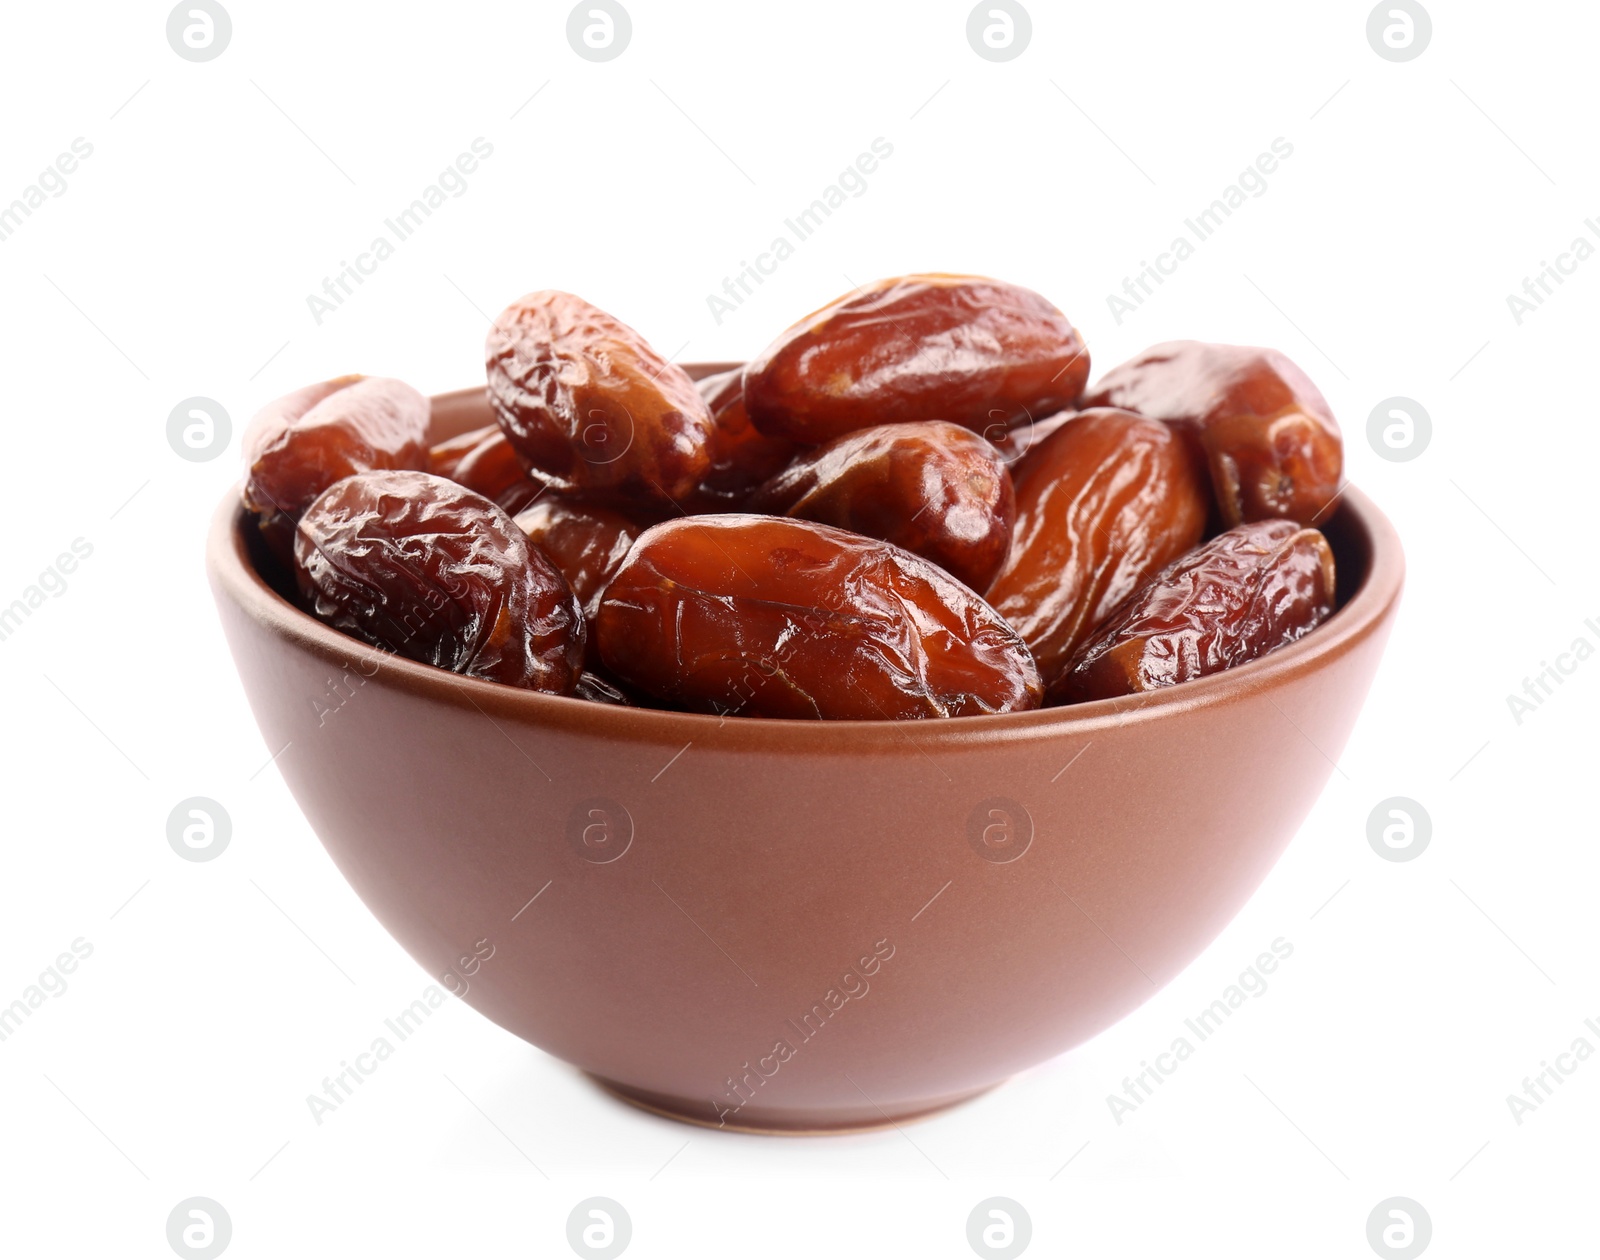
left=984, top=408, right=1209, bottom=688
left=688, top=366, right=799, bottom=509
left=485, top=290, right=716, bottom=504
left=988, top=408, right=1076, bottom=472
left=1085, top=341, right=1342, bottom=526
left=427, top=424, right=498, bottom=480
left=594, top=515, right=1042, bottom=720
left=243, top=376, right=431, bottom=552
left=747, top=420, right=1014, bottom=591
left=1053, top=519, right=1335, bottom=703
left=294, top=470, right=585, bottom=693
left=742, top=275, right=1089, bottom=443
left=513, top=499, right=637, bottom=627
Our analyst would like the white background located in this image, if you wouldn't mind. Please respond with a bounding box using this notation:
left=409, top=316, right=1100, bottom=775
left=1, top=1, right=1596, bottom=1256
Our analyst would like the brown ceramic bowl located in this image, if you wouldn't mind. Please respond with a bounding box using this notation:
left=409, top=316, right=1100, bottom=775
left=207, top=373, right=1404, bottom=1133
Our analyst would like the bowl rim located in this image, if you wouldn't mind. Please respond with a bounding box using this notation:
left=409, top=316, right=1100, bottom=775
left=207, top=391, right=1405, bottom=753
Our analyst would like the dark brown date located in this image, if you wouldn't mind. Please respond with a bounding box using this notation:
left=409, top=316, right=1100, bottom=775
left=1053, top=520, right=1335, bottom=704
left=513, top=500, right=637, bottom=629
left=594, top=515, right=1042, bottom=719
left=685, top=367, right=801, bottom=509
left=746, top=421, right=1014, bottom=591
left=1084, top=342, right=1343, bottom=526
left=427, top=424, right=498, bottom=480
left=429, top=426, right=551, bottom=516
left=452, top=430, right=538, bottom=503
left=984, top=408, right=1209, bottom=688
left=294, top=470, right=585, bottom=693
left=574, top=670, right=636, bottom=706
left=485, top=291, right=716, bottom=505
left=988, top=409, right=1076, bottom=472
left=742, top=274, right=1089, bottom=443
left=243, top=376, right=430, bottom=557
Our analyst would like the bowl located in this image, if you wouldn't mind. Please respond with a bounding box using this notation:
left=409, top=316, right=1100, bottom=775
left=206, top=373, right=1404, bottom=1133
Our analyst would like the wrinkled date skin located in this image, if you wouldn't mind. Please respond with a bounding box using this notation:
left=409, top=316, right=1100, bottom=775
left=485, top=291, right=716, bottom=505
left=686, top=367, right=800, bottom=509
left=430, top=426, right=550, bottom=515
left=1053, top=520, right=1336, bottom=704
left=594, top=515, right=1042, bottom=720
left=294, top=470, right=585, bottom=693
left=747, top=421, right=1015, bottom=592
left=985, top=408, right=1209, bottom=689
left=513, top=500, right=637, bottom=630
left=1085, top=342, right=1343, bottom=526
left=742, top=274, right=1089, bottom=444
left=243, top=376, right=431, bottom=558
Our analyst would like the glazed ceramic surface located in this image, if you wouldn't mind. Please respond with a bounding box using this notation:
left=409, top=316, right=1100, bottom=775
left=207, top=375, right=1404, bottom=1132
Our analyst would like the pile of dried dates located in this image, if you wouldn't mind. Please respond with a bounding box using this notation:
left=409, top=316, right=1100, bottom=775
left=240, top=275, right=1344, bottom=721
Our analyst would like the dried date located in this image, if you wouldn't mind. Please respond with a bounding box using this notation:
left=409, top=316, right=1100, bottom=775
left=427, top=424, right=499, bottom=480
left=1084, top=341, right=1342, bottom=525
left=244, top=376, right=431, bottom=557
left=574, top=670, right=636, bottom=706
left=742, top=274, right=1089, bottom=443
left=294, top=470, right=585, bottom=693
left=746, top=420, right=1014, bottom=591
left=984, top=408, right=1209, bottom=688
left=988, top=409, right=1076, bottom=472
left=1052, top=520, right=1335, bottom=703
left=686, top=366, right=800, bottom=509
left=513, top=499, right=637, bottom=630
left=485, top=291, right=716, bottom=505
left=593, top=515, right=1042, bottom=719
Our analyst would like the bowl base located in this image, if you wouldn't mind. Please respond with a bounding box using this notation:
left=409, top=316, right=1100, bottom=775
left=584, top=1073, right=1000, bottom=1135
